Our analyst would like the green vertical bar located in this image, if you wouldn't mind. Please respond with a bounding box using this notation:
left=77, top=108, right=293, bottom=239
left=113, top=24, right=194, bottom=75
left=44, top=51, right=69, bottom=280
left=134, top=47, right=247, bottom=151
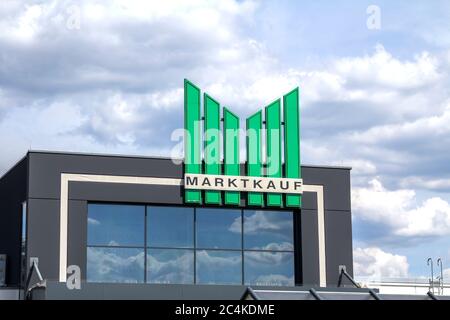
left=246, top=111, right=263, bottom=206
left=223, top=108, right=240, bottom=205
left=284, top=88, right=302, bottom=207
left=265, top=100, right=282, bottom=207
left=184, top=79, right=201, bottom=203
left=204, top=94, right=221, bottom=204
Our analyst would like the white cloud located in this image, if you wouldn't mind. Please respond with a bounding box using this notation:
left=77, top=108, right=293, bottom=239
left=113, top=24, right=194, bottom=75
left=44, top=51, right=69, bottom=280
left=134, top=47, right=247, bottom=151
left=196, top=250, right=241, bottom=268
left=0, top=3, right=43, bottom=42
left=349, top=104, right=450, bottom=146
left=230, top=210, right=292, bottom=235
left=230, top=211, right=280, bottom=234
left=147, top=250, right=193, bottom=284
left=332, top=159, right=377, bottom=175
left=335, top=44, right=441, bottom=90
left=400, top=176, right=450, bottom=192
left=245, top=251, right=293, bottom=266
left=352, top=178, right=450, bottom=237
left=87, top=247, right=145, bottom=283
left=247, top=242, right=294, bottom=252
left=87, top=217, right=100, bottom=226
left=353, top=247, right=409, bottom=279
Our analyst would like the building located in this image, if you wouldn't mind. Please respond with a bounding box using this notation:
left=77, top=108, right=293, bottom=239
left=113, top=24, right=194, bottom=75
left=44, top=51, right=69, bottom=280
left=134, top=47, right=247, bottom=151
left=0, top=150, right=353, bottom=299
left=0, top=80, right=357, bottom=299
left=1, top=80, right=447, bottom=300
left=0, top=80, right=444, bottom=299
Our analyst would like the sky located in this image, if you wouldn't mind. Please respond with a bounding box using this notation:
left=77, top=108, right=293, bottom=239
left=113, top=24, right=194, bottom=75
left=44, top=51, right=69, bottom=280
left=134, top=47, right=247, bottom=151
left=1, top=0, right=450, bottom=281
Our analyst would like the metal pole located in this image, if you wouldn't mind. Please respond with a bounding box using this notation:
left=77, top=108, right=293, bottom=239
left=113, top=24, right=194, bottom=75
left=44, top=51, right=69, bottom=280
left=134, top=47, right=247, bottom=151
left=368, top=289, right=381, bottom=300
left=437, top=258, right=443, bottom=295
left=427, top=258, right=434, bottom=294
left=309, top=288, right=323, bottom=300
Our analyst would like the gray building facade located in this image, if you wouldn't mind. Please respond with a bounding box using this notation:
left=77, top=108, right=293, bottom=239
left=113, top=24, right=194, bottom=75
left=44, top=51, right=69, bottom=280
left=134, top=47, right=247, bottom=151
left=0, top=150, right=353, bottom=299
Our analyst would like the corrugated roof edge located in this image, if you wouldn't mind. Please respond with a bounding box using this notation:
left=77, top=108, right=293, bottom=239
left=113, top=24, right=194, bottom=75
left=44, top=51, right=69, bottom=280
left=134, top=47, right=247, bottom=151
left=25, top=149, right=352, bottom=170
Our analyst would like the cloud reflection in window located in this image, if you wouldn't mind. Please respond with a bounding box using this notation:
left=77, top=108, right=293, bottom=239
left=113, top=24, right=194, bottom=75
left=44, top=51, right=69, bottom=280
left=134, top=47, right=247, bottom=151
left=147, top=249, right=194, bottom=284
left=87, top=247, right=145, bottom=283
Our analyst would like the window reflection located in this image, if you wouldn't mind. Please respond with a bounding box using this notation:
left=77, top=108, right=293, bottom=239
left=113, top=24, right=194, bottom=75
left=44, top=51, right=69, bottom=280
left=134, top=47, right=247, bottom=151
left=87, top=247, right=145, bottom=283
left=88, top=204, right=145, bottom=247
left=147, top=206, right=194, bottom=248
left=147, top=249, right=194, bottom=284
left=196, top=208, right=241, bottom=249
left=196, top=250, right=242, bottom=285
left=86, top=204, right=295, bottom=286
left=244, top=251, right=294, bottom=286
left=243, top=210, right=293, bottom=251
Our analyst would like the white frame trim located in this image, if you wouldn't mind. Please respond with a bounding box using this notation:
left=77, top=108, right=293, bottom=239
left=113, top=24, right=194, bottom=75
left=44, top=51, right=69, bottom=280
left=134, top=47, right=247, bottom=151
left=59, top=174, right=326, bottom=286
left=302, top=184, right=326, bottom=287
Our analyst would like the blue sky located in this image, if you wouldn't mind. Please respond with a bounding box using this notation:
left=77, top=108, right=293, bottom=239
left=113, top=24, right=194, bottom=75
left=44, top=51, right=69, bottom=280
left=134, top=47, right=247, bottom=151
left=1, top=0, right=450, bottom=281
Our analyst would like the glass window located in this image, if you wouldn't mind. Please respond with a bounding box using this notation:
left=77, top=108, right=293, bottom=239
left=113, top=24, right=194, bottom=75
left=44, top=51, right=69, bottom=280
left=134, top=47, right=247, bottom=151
left=87, top=247, right=145, bottom=283
left=147, top=249, right=194, bottom=284
left=147, top=206, right=194, bottom=248
left=244, top=251, right=294, bottom=286
left=243, top=210, right=294, bottom=251
left=196, top=208, right=241, bottom=249
left=196, top=250, right=242, bottom=285
left=86, top=203, right=296, bottom=286
left=87, top=204, right=145, bottom=247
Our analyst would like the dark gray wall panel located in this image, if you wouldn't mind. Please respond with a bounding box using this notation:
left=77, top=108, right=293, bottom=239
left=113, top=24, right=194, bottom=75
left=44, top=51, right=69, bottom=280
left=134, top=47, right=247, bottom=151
left=27, top=199, right=60, bottom=282
left=300, top=191, right=317, bottom=210
left=302, top=167, right=351, bottom=211
left=325, top=210, right=353, bottom=285
left=0, top=156, right=27, bottom=285
left=28, top=152, right=184, bottom=199
left=69, top=182, right=183, bottom=205
left=300, top=208, right=320, bottom=286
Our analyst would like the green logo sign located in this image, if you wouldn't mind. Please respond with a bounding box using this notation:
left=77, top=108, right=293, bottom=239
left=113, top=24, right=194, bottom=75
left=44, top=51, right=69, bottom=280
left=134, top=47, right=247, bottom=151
left=184, top=79, right=301, bottom=208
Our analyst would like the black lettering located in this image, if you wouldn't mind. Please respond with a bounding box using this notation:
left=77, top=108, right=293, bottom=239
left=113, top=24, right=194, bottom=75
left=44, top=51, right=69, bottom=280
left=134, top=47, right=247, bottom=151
left=202, top=177, right=211, bottom=187
left=280, top=180, right=289, bottom=190
left=294, top=181, right=302, bottom=190
left=241, top=178, right=250, bottom=188
left=228, top=178, right=237, bottom=188
left=186, top=176, right=198, bottom=186
left=215, top=177, right=224, bottom=187
left=253, top=179, right=262, bottom=189
left=267, top=180, right=276, bottom=189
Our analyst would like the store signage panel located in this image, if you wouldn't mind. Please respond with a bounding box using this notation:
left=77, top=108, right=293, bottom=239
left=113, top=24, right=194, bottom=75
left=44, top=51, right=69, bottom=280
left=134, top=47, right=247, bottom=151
left=185, top=173, right=303, bottom=194
left=183, top=79, right=302, bottom=208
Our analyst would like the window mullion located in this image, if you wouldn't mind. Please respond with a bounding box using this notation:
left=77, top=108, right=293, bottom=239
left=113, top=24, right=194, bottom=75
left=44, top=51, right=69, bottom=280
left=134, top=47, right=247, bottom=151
left=144, top=205, right=148, bottom=283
